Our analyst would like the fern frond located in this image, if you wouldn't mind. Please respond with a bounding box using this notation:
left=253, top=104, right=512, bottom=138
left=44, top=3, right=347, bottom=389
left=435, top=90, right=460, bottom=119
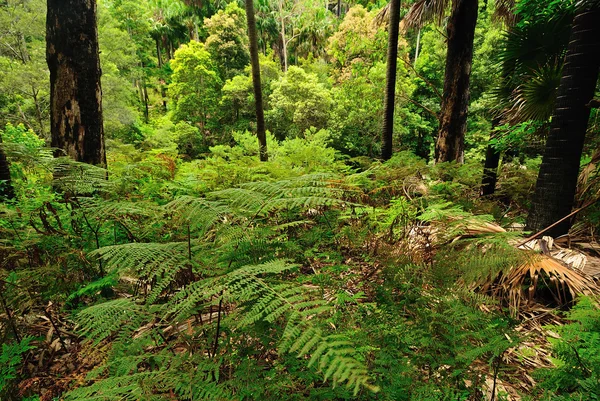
left=76, top=298, right=148, bottom=344
left=162, top=196, right=228, bottom=234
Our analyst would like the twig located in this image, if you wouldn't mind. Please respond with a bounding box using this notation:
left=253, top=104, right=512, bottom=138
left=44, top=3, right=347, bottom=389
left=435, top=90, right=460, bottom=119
left=516, top=199, right=597, bottom=247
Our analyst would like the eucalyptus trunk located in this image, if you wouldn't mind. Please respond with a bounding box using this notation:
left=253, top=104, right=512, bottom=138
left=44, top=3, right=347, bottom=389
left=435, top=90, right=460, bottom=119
left=47, top=0, right=106, bottom=167
left=381, top=0, right=401, bottom=160
left=0, top=137, right=15, bottom=201
left=526, top=5, right=600, bottom=236
left=434, top=0, right=478, bottom=163
left=246, top=0, right=268, bottom=161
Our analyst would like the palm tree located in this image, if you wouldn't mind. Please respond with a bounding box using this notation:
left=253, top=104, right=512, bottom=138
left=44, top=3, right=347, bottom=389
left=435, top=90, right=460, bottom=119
left=47, top=0, right=106, bottom=167
left=480, top=9, right=573, bottom=196
left=246, top=0, right=269, bottom=161
left=526, top=0, right=600, bottom=236
left=380, top=0, right=401, bottom=160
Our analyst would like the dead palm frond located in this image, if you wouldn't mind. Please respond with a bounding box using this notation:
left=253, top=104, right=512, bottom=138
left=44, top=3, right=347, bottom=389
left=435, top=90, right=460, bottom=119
left=403, top=0, right=450, bottom=30
left=488, top=254, right=600, bottom=315
left=374, top=0, right=450, bottom=29
left=492, top=0, right=516, bottom=26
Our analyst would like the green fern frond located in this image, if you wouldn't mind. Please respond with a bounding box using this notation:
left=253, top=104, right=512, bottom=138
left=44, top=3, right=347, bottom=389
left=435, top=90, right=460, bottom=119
left=162, top=196, right=228, bottom=233
left=76, top=298, right=148, bottom=344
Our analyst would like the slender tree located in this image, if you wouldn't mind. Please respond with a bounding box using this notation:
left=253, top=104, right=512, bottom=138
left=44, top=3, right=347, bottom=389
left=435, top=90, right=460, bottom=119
left=380, top=0, right=401, bottom=160
left=526, top=1, right=600, bottom=236
left=0, top=137, right=15, bottom=201
left=246, top=0, right=269, bottom=161
left=46, top=0, right=106, bottom=167
left=434, top=0, right=478, bottom=163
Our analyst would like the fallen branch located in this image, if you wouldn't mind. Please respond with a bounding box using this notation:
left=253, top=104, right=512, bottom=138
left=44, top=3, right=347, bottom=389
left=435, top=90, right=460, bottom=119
left=517, top=199, right=597, bottom=248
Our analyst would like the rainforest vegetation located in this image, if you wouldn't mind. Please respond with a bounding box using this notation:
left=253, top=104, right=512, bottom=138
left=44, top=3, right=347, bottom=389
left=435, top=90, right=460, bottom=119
left=1, top=0, right=600, bottom=399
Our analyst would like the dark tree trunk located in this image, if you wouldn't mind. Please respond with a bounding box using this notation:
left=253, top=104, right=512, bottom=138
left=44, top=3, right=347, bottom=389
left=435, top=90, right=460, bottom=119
left=480, top=144, right=500, bottom=196
left=0, top=137, right=15, bottom=201
left=480, top=118, right=501, bottom=196
left=156, top=38, right=163, bottom=68
left=381, top=0, right=401, bottom=160
left=47, top=0, right=106, bottom=167
left=245, top=0, right=268, bottom=161
left=526, top=5, right=600, bottom=237
left=434, top=0, right=478, bottom=164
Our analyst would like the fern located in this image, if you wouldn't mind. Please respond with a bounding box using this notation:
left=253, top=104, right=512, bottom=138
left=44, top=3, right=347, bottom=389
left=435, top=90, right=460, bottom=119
left=76, top=298, right=149, bottom=344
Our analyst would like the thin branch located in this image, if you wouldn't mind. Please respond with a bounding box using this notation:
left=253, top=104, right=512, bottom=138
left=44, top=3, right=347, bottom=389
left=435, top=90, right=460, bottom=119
left=398, top=93, right=438, bottom=118
left=401, top=57, right=443, bottom=100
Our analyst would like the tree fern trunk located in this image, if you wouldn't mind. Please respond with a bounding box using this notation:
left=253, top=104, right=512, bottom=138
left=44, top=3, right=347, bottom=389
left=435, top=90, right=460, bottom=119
left=381, top=0, right=401, bottom=161
left=246, top=0, right=268, bottom=161
left=46, top=0, right=106, bottom=167
left=526, top=4, right=600, bottom=236
left=435, top=0, right=478, bottom=164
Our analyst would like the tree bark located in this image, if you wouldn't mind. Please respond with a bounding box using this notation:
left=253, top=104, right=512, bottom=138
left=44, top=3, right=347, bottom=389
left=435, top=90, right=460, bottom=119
left=246, top=0, right=268, bottom=161
left=381, top=0, right=401, bottom=161
left=47, top=0, right=106, bottom=167
left=434, top=0, right=478, bottom=164
left=526, top=5, right=600, bottom=237
left=0, top=136, right=15, bottom=201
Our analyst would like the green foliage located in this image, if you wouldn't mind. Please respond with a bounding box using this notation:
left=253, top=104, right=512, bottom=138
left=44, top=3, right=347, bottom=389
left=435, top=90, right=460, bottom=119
left=0, top=336, right=36, bottom=396
left=204, top=2, right=250, bottom=79
left=170, top=41, right=222, bottom=129
left=535, top=297, right=600, bottom=400
left=268, top=66, right=333, bottom=138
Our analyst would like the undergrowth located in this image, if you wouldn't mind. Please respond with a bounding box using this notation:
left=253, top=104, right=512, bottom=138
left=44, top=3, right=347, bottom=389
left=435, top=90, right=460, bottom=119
left=0, top=133, right=592, bottom=400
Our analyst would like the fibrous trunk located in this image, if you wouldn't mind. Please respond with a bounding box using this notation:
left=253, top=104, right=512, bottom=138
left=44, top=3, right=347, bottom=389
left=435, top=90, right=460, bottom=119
left=47, top=0, right=106, bottom=167
left=435, top=0, right=478, bottom=164
left=526, top=5, right=600, bottom=236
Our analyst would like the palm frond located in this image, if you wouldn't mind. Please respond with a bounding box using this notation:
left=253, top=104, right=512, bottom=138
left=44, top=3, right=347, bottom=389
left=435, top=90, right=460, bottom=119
left=402, top=0, right=450, bottom=31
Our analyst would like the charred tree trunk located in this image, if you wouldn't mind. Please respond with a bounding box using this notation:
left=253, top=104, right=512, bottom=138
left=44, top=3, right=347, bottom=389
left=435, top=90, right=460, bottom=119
left=381, top=0, right=401, bottom=160
left=480, top=118, right=501, bottom=196
left=47, top=0, right=106, bottom=167
left=526, top=5, right=600, bottom=237
left=246, top=0, right=268, bottom=161
left=434, top=0, right=478, bottom=164
left=0, top=137, right=15, bottom=201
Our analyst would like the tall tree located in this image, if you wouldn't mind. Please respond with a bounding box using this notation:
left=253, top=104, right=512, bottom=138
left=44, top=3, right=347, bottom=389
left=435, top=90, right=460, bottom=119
left=402, top=0, right=478, bottom=163
left=245, top=0, right=269, bottom=161
left=46, top=0, right=106, bottom=167
left=434, top=0, right=478, bottom=163
left=380, top=0, right=401, bottom=160
left=526, top=1, right=600, bottom=236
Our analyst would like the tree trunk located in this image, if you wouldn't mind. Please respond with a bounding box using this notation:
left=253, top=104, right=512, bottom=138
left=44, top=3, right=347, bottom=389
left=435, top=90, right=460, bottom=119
left=380, top=0, right=401, bottom=161
left=246, top=0, right=268, bottom=161
left=0, top=136, right=15, bottom=201
left=47, top=0, right=106, bottom=167
left=156, top=38, right=163, bottom=68
left=526, top=5, right=600, bottom=237
left=278, top=0, right=288, bottom=71
left=434, top=0, right=478, bottom=164
left=413, top=28, right=421, bottom=68
left=480, top=118, right=501, bottom=196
